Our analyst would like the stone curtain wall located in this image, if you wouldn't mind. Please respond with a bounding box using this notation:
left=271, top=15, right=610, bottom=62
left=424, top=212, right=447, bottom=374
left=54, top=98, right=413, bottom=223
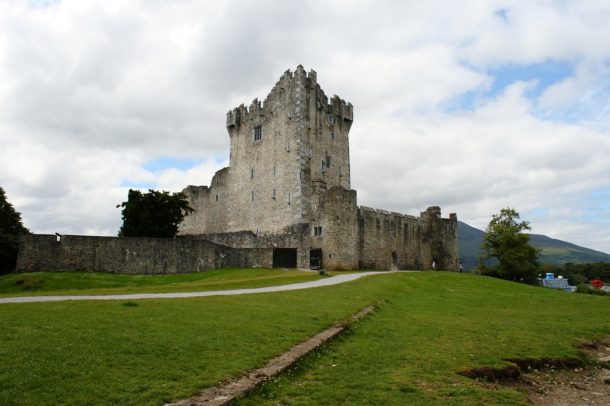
left=16, top=234, right=273, bottom=274
left=357, top=206, right=459, bottom=271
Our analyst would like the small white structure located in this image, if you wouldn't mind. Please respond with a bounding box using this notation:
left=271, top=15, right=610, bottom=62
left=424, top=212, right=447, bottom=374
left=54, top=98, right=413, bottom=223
left=539, top=273, right=576, bottom=292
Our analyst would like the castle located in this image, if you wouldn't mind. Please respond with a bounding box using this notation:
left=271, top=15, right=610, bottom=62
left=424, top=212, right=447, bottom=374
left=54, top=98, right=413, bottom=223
left=16, top=66, right=458, bottom=274
left=179, top=65, right=459, bottom=271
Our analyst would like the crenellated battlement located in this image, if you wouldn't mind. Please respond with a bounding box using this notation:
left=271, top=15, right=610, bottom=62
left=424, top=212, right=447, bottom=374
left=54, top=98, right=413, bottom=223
left=226, top=65, right=353, bottom=129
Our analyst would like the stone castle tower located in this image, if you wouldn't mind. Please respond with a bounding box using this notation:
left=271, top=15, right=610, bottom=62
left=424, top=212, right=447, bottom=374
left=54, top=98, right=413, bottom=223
left=181, top=65, right=353, bottom=234
left=180, top=66, right=458, bottom=271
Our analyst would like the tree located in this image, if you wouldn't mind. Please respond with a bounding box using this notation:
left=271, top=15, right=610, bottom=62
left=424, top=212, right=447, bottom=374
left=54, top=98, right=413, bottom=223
left=118, top=189, right=193, bottom=238
left=479, top=207, right=539, bottom=284
left=0, top=187, right=29, bottom=273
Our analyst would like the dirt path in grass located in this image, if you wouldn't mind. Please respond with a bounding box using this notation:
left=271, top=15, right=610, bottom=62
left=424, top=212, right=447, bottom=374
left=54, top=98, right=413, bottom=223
left=0, top=271, right=397, bottom=304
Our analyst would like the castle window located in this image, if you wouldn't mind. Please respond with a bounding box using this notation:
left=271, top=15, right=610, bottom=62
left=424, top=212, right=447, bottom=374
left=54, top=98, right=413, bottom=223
left=339, top=166, right=342, bottom=177
left=314, top=226, right=323, bottom=236
left=326, top=155, right=331, bottom=168
left=331, top=131, right=335, bottom=140
left=215, top=194, right=218, bottom=201
left=273, top=165, right=276, bottom=175
left=251, top=168, right=254, bottom=179
left=273, top=188, right=276, bottom=199
left=327, top=114, right=334, bottom=125
left=321, top=160, right=326, bottom=171
left=287, top=192, right=291, bottom=204
left=253, top=125, right=263, bottom=141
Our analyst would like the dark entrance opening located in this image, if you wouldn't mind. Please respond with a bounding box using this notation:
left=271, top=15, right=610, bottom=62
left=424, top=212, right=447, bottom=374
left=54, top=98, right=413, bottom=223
left=273, top=248, right=298, bottom=268
left=391, top=251, right=398, bottom=270
left=309, top=249, right=322, bottom=270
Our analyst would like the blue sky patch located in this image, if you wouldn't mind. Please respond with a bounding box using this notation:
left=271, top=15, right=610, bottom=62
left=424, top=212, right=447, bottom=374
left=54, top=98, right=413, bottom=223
left=494, top=8, right=509, bottom=22
left=119, top=179, right=158, bottom=189
left=144, top=156, right=204, bottom=172
left=486, top=60, right=573, bottom=99
left=525, top=207, right=550, bottom=220
left=582, top=188, right=610, bottom=222
left=443, top=60, right=574, bottom=113
left=442, top=89, right=480, bottom=112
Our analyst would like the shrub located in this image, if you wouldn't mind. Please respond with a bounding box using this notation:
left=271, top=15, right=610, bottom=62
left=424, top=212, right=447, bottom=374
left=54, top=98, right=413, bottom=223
left=14, top=276, right=45, bottom=291
left=576, top=283, right=608, bottom=296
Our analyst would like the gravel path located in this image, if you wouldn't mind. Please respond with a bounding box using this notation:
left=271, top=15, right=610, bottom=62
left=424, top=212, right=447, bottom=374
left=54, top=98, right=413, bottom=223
left=0, top=271, right=395, bottom=304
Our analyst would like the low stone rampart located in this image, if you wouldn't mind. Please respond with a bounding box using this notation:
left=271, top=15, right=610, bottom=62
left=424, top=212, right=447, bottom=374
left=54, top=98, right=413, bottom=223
left=16, top=234, right=272, bottom=274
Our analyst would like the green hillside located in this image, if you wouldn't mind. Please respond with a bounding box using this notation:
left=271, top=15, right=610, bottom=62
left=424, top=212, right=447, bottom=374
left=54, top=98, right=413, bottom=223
left=458, top=221, right=610, bottom=271
left=1, top=272, right=609, bottom=405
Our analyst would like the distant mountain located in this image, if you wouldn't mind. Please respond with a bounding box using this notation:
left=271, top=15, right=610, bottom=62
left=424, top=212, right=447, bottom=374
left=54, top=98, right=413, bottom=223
left=458, top=221, right=610, bottom=271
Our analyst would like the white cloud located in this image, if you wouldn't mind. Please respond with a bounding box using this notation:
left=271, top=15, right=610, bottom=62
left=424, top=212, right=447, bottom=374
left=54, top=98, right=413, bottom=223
left=1, top=0, right=610, bottom=254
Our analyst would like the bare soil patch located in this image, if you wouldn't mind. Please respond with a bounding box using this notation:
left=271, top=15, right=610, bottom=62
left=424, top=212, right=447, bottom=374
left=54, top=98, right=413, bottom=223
left=526, top=340, right=610, bottom=405
left=460, top=339, right=610, bottom=405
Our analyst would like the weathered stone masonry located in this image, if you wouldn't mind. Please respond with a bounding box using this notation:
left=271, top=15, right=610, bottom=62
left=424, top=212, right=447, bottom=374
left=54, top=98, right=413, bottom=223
left=17, top=234, right=272, bottom=274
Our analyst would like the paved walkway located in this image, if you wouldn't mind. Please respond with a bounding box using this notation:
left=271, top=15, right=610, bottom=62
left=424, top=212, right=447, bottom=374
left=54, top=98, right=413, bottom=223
left=0, top=271, right=395, bottom=304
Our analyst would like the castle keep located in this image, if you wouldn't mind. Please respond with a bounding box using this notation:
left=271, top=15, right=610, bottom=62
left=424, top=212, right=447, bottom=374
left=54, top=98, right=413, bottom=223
left=16, top=66, right=458, bottom=274
left=179, top=65, right=459, bottom=271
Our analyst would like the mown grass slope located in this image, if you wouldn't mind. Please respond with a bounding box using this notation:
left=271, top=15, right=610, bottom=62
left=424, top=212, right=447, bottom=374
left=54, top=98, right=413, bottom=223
left=0, top=272, right=608, bottom=405
left=240, top=273, right=610, bottom=405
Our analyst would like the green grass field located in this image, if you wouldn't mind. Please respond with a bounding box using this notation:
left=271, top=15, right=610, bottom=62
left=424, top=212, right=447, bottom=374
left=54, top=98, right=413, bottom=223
left=0, top=271, right=608, bottom=405
left=0, top=268, right=324, bottom=297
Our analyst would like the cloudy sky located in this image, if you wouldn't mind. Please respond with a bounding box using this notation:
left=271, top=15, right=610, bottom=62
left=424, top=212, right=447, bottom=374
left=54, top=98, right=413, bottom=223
left=1, top=0, right=610, bottom=253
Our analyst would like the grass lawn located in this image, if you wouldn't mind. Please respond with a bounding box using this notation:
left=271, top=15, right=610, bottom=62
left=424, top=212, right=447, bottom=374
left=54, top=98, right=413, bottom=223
left=0, top=272, right=609, bottom=405
left=0, top=268, right=325, bottom=297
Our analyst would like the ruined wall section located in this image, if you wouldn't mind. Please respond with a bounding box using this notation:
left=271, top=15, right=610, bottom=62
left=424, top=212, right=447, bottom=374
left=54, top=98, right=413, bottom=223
left=180, top=167, right=229, bottom=234
left=17, top=234, right=273, bottom=274
left=357, top=206, right=458, bottom=270
left=419, top=207, right=459, bottom=271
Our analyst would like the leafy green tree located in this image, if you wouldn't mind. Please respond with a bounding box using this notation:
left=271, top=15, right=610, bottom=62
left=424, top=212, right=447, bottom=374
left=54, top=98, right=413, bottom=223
left=118, top=189, right=193, bottom=238
left=0, top=187, right=29, bottom=273
left=479, top=207, right=539, bottom=284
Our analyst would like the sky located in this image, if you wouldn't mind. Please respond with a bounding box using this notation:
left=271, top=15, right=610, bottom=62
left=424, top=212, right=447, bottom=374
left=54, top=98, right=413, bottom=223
left=1, top=0, right=610, bottom=253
